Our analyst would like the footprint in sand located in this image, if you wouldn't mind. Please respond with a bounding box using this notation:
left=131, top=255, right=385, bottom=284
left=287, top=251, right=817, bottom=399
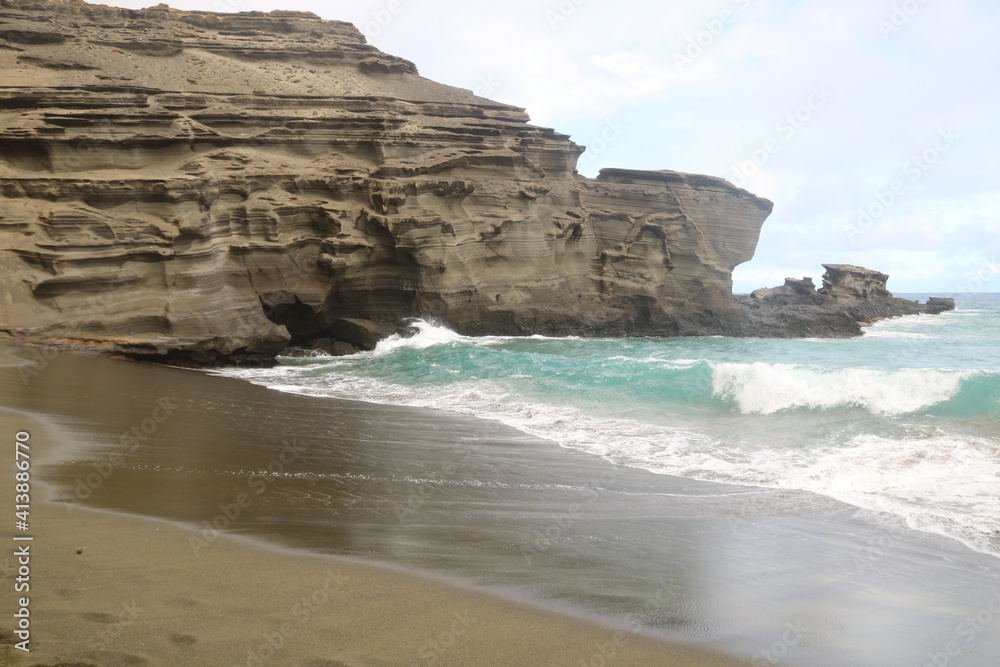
left=164, top=597, right=200, bottom=608
left=169, top=633, right=198, bottom=648
left=80, top=611, right=117, bottom=624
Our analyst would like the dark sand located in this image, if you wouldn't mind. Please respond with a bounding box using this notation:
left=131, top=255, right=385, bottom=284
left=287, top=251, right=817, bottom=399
left=0, top=343, right=746, bottom=666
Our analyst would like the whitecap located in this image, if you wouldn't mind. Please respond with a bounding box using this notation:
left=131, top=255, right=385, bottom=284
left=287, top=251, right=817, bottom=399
left=710, top=362, right=969, bottom=416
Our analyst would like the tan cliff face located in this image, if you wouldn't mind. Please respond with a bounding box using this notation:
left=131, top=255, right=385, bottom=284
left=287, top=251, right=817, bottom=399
left=0, top=0, right=774, bottom=362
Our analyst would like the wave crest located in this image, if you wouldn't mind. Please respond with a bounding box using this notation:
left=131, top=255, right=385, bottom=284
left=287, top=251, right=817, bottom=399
left=711, top=362, right=972, bottom=416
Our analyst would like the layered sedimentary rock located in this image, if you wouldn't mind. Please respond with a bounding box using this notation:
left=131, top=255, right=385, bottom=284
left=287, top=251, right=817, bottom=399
left=741, top=264, right=955, bottom=337
left=0, top=1, right=950, bottom=363
left=0, top=0, right=775, bottom=362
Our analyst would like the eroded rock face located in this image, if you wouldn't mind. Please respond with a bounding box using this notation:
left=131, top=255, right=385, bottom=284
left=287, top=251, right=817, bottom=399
left=819, top=264, right=891, bottom=302
left=0, top=0, right=775, bottom=362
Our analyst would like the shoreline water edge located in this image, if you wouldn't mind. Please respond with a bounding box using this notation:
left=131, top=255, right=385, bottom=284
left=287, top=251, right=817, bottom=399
left=3, top=296, right=1000, bottom=666
left=0, top=341, right=749, bottom=667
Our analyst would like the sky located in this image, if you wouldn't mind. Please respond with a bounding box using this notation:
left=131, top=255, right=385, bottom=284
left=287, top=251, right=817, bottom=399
left=104, top=0, right=1000, bottom=294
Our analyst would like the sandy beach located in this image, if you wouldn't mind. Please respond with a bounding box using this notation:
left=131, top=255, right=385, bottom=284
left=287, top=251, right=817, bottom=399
left=0, top=343, right=744, bottom=666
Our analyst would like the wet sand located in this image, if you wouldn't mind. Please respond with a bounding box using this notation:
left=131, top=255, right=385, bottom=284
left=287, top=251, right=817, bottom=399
left=0, top=343, right=744, bottom=666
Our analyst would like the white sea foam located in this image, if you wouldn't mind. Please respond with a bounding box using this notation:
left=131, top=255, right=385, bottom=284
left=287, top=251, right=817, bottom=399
left=595, top=429, right=1000, bottom=556
left=861, top=330, right=935, bottom=339
left=870, top=312, right=954, bottom=327
left=366, top=319, right=582, bottom=356
left=710, top=362, right=969, bottom=415
left=608, top=355, right=706, bottom=369
left=372, top=319, right=469, bottom=355
left=781, top=433, right=1000, bottom=556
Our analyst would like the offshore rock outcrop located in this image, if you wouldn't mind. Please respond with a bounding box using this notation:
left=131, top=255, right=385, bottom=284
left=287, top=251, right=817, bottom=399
left=0, top=1, right=951, bottom=363
left=740, top=264, right=955, bottom=337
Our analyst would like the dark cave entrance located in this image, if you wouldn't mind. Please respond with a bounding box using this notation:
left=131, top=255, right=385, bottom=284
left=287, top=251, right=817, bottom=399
left=259, top=291, right=325, bottom=345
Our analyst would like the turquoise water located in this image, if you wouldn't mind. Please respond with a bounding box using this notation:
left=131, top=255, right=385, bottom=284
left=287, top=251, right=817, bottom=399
left=221, top=294, right=1000, bottom=558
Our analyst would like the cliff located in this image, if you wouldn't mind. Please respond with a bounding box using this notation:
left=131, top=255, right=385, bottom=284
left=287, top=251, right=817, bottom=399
left=0, top=0, right=778, bottom=362
left=0, top=1, right=949, bottom=363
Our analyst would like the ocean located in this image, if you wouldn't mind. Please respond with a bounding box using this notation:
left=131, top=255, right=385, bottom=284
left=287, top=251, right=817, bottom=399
left=220, top=293, right=1000, bottom=561
left=40, top=293, right=1000, bottom=665
left=172, top=292, right=1000, bottom=665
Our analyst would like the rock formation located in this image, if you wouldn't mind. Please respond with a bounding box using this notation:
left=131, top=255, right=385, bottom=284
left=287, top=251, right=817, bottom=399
left=0, top=1, right=953, bottom=363
left=740, top=264, right=955, bottom=337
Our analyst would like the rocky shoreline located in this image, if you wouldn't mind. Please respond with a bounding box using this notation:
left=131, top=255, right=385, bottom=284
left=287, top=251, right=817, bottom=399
left=0, top=1, right=953, bottom=366
left=735, top=263, right=954, bottom=339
